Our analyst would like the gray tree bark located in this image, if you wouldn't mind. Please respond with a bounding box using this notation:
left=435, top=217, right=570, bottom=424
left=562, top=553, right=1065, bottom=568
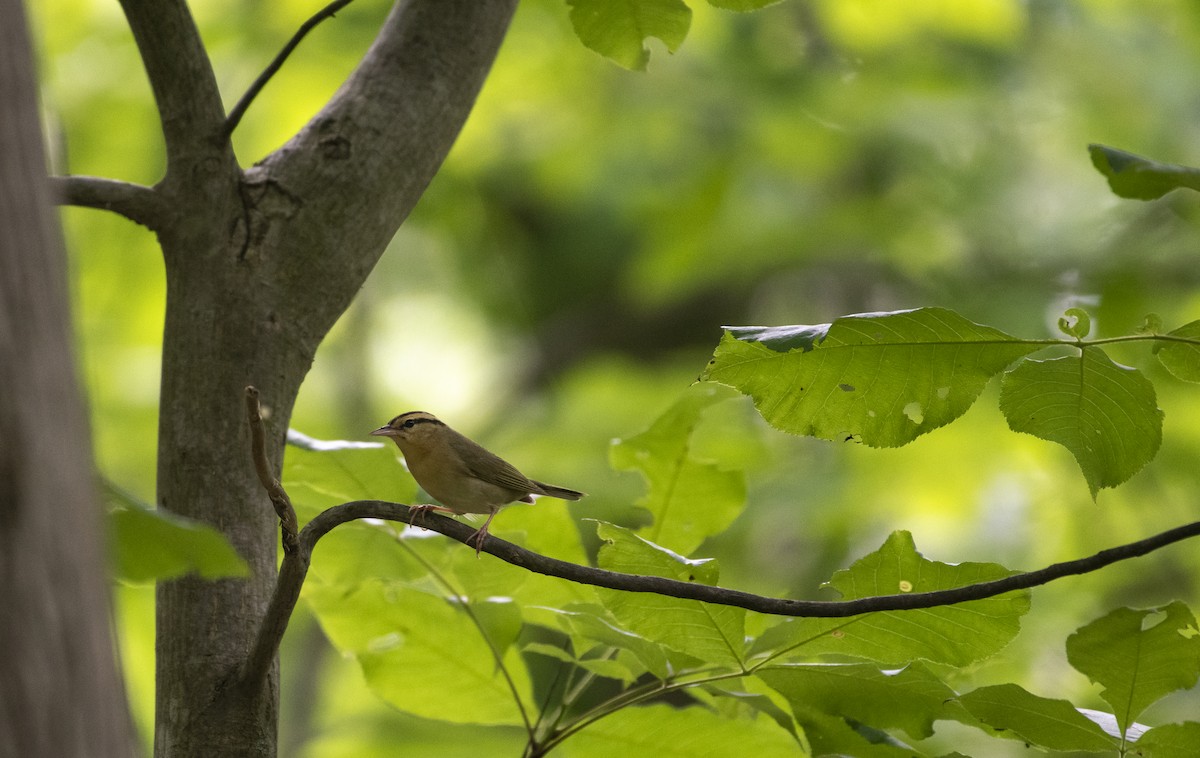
left=0, top=0, right=134, bottom=755
left=57, top=0, right=518, bottom=755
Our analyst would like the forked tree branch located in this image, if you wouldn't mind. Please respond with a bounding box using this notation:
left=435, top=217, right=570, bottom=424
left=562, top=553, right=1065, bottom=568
left=222, top=0, right=357, bottom=141
left=239, top=387, right=1200, bottom=692
left=49, top=175, right=164, bottom=230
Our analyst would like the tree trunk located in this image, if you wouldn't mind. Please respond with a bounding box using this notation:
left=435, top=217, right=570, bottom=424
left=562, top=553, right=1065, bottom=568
left=114, top=1, right=519, bottom=754
left=0, top=0, right=134, bottom=755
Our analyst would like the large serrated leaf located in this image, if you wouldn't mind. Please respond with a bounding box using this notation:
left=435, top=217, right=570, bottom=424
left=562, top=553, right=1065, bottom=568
left=305, top=581, right=533, bottom=726
left=704, top=308, right=1039, bottom=447
left=567, top=0, right=692, bottom=71
left=999, top=347, right=1162, bottom=496
left=1066, top=603, right=1200, bottom=734
left=610, top=383, right=745, bottom=555
left=749, top=532, right=1029, bottom=667
left=1088, top=144, right=1200, bottom=200
left=593, top=522, right=746, bottom=667
left=758, top=662, right=955, bottom=740
left=956, top=684, right=1116, bottom=752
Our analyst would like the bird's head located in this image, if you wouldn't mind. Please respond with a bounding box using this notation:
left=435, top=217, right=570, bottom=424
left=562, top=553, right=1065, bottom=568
left=370, top=411, right=446, bottom=451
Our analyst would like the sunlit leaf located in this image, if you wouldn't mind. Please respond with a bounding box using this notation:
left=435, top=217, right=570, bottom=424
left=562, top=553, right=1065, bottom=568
left=544, top=604, right=671, bottom=680
left=1057, top=307, right=1091, bottom=339
left=305, top=581, right=533, bottom=725
left=956, top=684, right=1116, bottom=752
left=749, top=532, right=1029, bottom=667
left=106, top=486, right=247, bottom=582
left=758, top=662, right=955, bottom=740
left=1088, top=144, right=1200, bottom=200
left=999, top=347, right=1162, bottom=495
left=705, top=308, right=1039, bottom=447
left=1157, top=320, right=1200, bottom=382
left=593, top=522, right=745, bottom=666
left=560, top=703, right=800, bottom=756
left=610, top=383, right=745, bottom=555
left=1065, top=603, right=1200, bottom=733
left=522, top=641, right=637, bottom=684
left=567, top=0, right=692, bottom=71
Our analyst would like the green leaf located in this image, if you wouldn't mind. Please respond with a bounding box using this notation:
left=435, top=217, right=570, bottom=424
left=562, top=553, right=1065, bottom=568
left=522, top=641, right=637, bottom=684
left=567, top=0, right=692, bottom=71
left=283, top=431, right=416, bottom=522
left=105, top=486, right=248, bottom=582
left=1158, top=320, right=1200, bottom=382
left=560, top=703, right=800, bottom=756
left=1088, top=144, right=1200, bottom=200
left=1136, top=722, right=1200, bottom=758
left=749, top=532, right=1029, bottom=667
left=707, top=0, right=785, bottom=11
left=999, top=347, right=1163, bottom=495
left=1057, top=307, right=1091, bottom=339
left=1065, top=603, right=1200, bottom=733
left=956, top=684, right=1116, bottom=752
left=758, top=662, right=955, bottom=740
left=705, top=308, right=1040, bottom=447
left=305, top=581, right=533, bottom=725
left=593, top=522, right=746, bottom=667
left=546, top=604, right=672, bottom=680
left=610, top=383, right=745, bottom=555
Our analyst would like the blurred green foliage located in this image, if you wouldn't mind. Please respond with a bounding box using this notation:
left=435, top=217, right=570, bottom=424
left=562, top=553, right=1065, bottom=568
left=31, top=0, right=1200, bottom=754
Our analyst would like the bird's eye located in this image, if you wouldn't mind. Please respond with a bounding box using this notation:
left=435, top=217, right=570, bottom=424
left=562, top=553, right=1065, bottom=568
left=403, top=419, right=416, bottom=429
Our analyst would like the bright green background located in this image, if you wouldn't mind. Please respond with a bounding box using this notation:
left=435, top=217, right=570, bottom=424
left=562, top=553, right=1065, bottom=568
left=32, top=0, right=1200, bottom=754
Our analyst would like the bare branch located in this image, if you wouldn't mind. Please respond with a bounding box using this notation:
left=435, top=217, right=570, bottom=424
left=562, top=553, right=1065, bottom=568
left=222, top=0, right=357, bottom=142
left=244, top=387, right=299, bottom=553
left=49, top=175, right=164, bottom=230
left=303, top=502, right=1200, bottom=617
left=240, top=484, right=1200, bottom=693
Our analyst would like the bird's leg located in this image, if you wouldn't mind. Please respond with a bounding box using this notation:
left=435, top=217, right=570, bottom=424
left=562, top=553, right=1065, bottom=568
left=466, top=509, right=500, bottom=558
left=407, top=503, right=456, bottom=529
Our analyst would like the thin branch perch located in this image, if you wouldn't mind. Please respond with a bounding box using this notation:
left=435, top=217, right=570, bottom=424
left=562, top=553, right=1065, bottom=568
left=238, top=384, right=1200, bottom=693
left=49, top=175, right=164, bottom=230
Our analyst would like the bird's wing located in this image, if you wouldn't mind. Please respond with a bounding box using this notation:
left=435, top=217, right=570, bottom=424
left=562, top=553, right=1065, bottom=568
left=448, top=432, right=537, bottom=493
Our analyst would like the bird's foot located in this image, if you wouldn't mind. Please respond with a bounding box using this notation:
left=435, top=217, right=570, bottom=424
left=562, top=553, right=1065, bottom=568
left=407, top=503, right=454, bottom=529
left=466, top=525, right=490, bottom=558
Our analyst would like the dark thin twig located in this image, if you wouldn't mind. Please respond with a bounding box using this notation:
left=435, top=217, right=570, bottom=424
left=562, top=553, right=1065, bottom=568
left=305, top=501, right=1200, bottom=617
left=221, top=0, right=357, bottom=140
left=245, top=387, right=299, bottom=552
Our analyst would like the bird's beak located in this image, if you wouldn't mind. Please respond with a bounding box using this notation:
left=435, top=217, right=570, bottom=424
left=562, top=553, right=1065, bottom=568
left=370, top=426, right=393, bottom=437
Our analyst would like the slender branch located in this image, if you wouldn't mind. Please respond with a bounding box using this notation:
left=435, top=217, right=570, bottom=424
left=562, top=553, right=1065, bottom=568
left=49, top=175, right=164, bottom=231
left=221, top=0, right=357, bottom=141
left=306, top=502, right=1200, bottom=616
left=245, top=387, right=299, bottom=553
left=239, top=394, right=1200, bottom=692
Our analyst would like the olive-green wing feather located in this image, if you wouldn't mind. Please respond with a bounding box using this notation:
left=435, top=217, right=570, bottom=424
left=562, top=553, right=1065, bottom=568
left=447, top=431, right=538, bottom=492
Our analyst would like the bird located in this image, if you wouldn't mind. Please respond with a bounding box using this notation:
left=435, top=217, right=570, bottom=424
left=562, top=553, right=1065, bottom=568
left=370, top=411, right=585, bottom=556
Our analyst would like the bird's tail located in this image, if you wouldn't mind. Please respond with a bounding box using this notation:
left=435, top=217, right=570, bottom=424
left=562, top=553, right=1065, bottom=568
left=533, top=481, right=585, bottom=501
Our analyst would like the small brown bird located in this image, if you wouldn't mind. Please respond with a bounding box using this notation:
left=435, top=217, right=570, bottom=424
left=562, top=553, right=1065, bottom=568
left=370, top=411, right=585, bottom=555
